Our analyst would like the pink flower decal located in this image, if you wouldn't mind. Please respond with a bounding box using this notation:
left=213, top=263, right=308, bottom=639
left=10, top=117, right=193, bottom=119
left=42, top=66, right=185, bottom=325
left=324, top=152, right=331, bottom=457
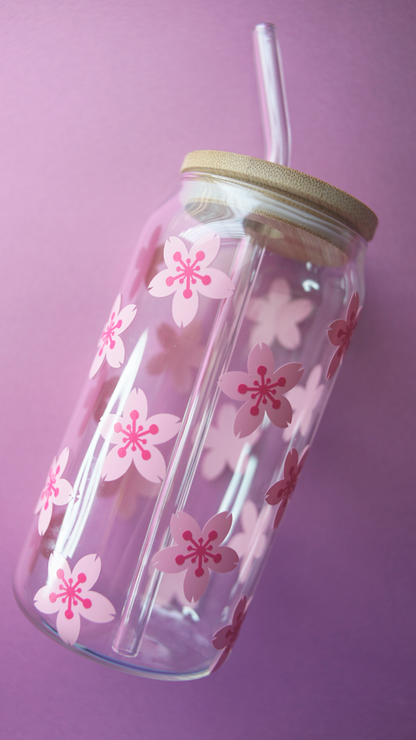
left=147, top=321, right=204, bottom=394
left=265, top=447, right=309, bottom=529
left=34, top=448, right=73, bottom=536
left=152, top=511, right=239, bottom=603
left=218, top=343, right=304, bottom=438
left=246, top=278, right=314, bottom=350
left=283, top=364, right=324, bottom=442
left=100, top=388, right=180, bottom=483
left=34, top=552, right=115, bottom=645
left=211, top=595, right=248, bottom=672
left=148, top=233, right=234, bottom=328
left=201, top=403, right=261, bottom=480
left=229, top=501, right=271, bottom=582
left=327, top=291, right=362, bottom=380
left=89, top=294, right=137, bottom=379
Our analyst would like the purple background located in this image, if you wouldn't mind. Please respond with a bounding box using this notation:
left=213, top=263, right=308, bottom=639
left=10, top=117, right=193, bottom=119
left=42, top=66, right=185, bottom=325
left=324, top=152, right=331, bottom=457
left=1, top=1, right=415, bottom=738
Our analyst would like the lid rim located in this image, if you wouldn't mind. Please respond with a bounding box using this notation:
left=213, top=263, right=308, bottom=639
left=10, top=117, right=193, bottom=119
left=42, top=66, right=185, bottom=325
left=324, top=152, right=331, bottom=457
left=181, top=150, right=378, bottom=243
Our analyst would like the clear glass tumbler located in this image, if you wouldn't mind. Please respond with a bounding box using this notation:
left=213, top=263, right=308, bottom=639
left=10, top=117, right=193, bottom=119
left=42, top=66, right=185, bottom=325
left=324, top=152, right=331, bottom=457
left=14, top=150, right=378, bottom=680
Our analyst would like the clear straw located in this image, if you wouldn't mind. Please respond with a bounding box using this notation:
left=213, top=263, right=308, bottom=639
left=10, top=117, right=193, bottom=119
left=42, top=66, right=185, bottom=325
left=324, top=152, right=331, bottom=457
left=253, top=22, right=291, bottom=165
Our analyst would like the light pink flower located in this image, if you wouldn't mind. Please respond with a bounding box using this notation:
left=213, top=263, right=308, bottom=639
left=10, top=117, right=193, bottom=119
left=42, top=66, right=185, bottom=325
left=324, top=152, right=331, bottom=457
left=211, top=595, right=248, bottom=672
left=34, top=448, right=73, bottom=536
left=327, top=291, right=362, bottom=380
left=201, top=403, right=261, bottom=480
left=148, top=233, right=234, bottom=328
left=265, top=447, right=309, bottom=529
left=246, top=278, right=314, bottom=350
left=218, top=343, right=304, bottom=438
left=229, top=501, right=271, bottom=582
left=89, top=294, right=137, bottom=379
left=152, top=511, right=239, bottom=603
left=147, top=321, right=204, bottom=394
left=34, top=552, right=115, bottom=645
left=283, top=364, right=324, bottom=442
left=100, top=388, right=180, bottom=483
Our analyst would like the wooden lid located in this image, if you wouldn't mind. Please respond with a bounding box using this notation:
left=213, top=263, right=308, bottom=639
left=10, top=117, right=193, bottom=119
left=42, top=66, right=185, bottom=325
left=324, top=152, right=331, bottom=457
left=181, top=150, right=378, bottom=243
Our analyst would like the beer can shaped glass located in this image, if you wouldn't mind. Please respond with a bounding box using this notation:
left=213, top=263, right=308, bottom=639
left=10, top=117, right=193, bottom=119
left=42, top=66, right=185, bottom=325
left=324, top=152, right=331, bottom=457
left=14, top=151, right=378, bottom=680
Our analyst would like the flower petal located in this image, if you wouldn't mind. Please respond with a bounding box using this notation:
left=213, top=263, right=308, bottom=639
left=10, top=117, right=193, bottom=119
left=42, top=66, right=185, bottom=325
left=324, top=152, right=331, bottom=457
left=34, top=584, right=60, bottom=615
left=56, top=608, right=81, bottom=645
left=234, top=401, right=265, bottom=438
left=53, top=478, right=73, bottom=507
left=152, top=545, right=189, bottom=574
left=208, top=545, right=239, bottom=574
left=78, top=591, right=116, bottom=623
left=89, top=349, right=105, bottom=379
left=211, top=625, right=232, bottom=650
left=247, top=343, right=275, bottom=377
left=266, top=394, right=293, bottom=428
left=265, top=479, right=286, bottom=506
left=170, top=511, right=202, bottom=544
left=55, top=448, right=70, bottom=477
left=233, top=595, right=248, bottom=625
left=211, top=646, right=231, bottom=672
left=189, top=232, right=220, bottom=265
left=133, top=444, right=167, bottom=483
left=73, top=553, right=101, bottom=590
left=284, top=448, right=300, bottom=478
left=201, top=511, right=233, bottom=544
left=273, top=499, right=288, bottom=530
left=125, top=387, right=148, bottom=421
left=327, top=347, right=343, bottom=380
left=172, top=286, right=199, bottom=328
left=105, top=334, right=125, bottom=369
left=218, top=371, right=252, bottom=402
left=146, top=414, right=181, bottom=445
left=196, top=267, right=234, bottom=299
left=101, top=444, right=133, bottom=481
left=148, top=268, right=178, bottom=297
left=183, top=564, right=210, bottom=603
left=117, top=303, right=137, bottom=333
left=273, top=363, right=304, bottom=393
left=164, top=236, right=189, bottom=271
left=328, top=318, right=347, bottom=347
left=201, top=446, right=227, bottom=480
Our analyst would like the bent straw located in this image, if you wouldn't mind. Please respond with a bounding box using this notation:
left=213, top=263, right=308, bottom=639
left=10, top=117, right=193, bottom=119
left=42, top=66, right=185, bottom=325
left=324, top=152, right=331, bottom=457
left=253, top=22, right=291, bottom=165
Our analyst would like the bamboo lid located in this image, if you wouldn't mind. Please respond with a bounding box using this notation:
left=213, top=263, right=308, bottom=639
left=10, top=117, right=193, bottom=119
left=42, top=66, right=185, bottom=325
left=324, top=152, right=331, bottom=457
left=181, top=150, right=378, bottom=243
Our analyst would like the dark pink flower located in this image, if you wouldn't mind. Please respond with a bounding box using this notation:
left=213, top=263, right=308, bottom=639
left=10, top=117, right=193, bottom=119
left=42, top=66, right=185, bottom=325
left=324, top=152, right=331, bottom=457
left=218, top=343, right=304, bottom=438
left=211, top=595, right=248, bottom=671
left=265, top=447, right=309, bottom=529
left=148, top=233, right=234, bottom=328
left=152, top=511, right=239, bottom=603
left=327, top=291, right=362, bottom=380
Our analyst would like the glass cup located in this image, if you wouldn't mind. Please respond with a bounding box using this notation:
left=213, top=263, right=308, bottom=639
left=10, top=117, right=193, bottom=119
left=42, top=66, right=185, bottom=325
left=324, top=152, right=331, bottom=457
left=14, top=150, right=378, bottom=680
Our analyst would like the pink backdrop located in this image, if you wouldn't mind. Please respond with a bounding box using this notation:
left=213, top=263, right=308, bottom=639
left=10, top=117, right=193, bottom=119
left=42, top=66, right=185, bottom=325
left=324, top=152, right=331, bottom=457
left=1, top=1, right=415, bottom=738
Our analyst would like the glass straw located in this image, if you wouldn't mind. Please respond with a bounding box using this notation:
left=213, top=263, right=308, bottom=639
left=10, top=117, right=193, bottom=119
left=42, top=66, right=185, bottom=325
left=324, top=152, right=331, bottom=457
left=253, top=22, right=291, bottom=165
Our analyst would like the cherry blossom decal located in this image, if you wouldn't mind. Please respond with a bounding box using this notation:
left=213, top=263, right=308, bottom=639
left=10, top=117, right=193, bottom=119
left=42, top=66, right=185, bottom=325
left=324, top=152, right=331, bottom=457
left=147, top=321, right=204, bottom=394
left=34, top=448, right=73, bottom=536
left=152, top=511, right=239, bottom=603
left=148, top=233, right=234, bottom=328
left=201, top=403, right=261, bottom=480
left=34, top=552, right=115, bottom=645
left=100, top=388, right=180, bottom=483
left=218, top=343, right=304, bottom=438
left=265, top=447, right=309, bottom=529
left=89, top=294, right=137, bottom=379
left=327, top=291, right=362, bottom=380
left=283, top=364, right=324, bottom=442
left=229, top=501, right=271, bottom=582
left=211, top=595, right=248, bottom=672
left=246, top=278, right=314, bottom=350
